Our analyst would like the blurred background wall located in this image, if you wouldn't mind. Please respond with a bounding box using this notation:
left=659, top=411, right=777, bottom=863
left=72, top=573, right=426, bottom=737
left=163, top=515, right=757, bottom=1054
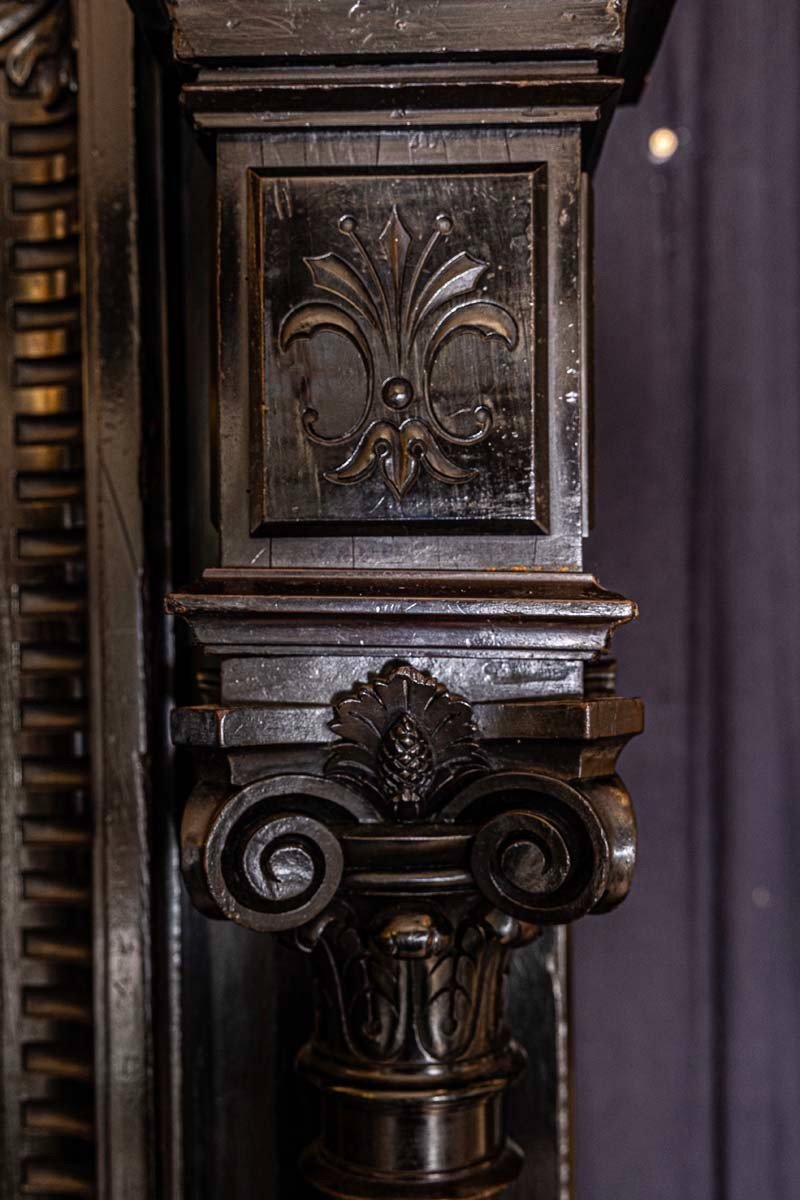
left=575, top=2, right=800, bottom=1197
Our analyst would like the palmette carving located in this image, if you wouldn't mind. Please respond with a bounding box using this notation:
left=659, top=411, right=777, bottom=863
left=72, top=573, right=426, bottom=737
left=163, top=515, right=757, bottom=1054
left=328, top=663, right=488, bottom=820
left=279, top=207, right=519, bottom=500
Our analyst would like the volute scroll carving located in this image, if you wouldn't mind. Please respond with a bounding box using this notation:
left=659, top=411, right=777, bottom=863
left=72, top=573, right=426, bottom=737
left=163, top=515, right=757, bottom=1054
left=177, top=664, right=641, bottom=1199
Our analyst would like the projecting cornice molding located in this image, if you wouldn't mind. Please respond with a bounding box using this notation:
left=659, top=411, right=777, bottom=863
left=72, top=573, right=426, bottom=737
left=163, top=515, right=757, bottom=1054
left=134, top=0, right=676, bottom=102
left=158, top=0, right=629, bottom=62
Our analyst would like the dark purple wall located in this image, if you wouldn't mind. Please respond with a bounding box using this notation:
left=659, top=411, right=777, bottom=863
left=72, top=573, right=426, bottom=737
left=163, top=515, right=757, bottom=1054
left=575, top=3, right=800, bottom=1197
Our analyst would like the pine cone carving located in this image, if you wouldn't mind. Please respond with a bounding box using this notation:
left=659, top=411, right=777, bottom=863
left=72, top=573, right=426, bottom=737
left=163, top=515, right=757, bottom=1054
left=328, top=665, right=487, bottom=821
left=378, top=715, right=434, bottom=820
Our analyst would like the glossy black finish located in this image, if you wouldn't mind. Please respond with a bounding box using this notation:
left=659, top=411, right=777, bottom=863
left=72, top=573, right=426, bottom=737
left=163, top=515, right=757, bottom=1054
left=149, top=0, right=666, bottom=1192
left=0, top=7, right=94, bottom=1195
left=0, top=0, right=676, bottom=1196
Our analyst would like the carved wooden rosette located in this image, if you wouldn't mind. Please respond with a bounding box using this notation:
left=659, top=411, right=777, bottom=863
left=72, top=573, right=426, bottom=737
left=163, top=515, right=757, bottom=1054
left=173, top=655, right=641, bottom=1199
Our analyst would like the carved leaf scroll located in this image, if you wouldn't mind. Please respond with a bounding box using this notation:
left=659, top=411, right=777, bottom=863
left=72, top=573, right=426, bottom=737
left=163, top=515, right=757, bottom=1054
left=278, top=206, right=519, bottom=502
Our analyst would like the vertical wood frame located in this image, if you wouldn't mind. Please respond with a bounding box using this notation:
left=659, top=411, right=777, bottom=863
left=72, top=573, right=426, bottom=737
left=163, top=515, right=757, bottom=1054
left=0, top=5, right=93, bottom=1193
left=0, top=3, right=167, bottom=1194
left=77, top=2, right=166, bottom=1196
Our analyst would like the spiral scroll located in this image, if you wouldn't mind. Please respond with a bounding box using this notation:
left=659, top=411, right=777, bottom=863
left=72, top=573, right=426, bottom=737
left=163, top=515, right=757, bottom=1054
left=444, top=771, right=637, bottom=925
left=181, top=774, right=375, bottom=932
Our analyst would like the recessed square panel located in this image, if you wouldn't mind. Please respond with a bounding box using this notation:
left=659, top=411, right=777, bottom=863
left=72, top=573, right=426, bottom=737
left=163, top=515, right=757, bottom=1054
left=251, top=169, right=547, bottom=533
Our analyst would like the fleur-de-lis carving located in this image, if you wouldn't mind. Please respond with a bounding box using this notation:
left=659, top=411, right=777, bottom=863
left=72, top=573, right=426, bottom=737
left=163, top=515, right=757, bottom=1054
left=278, top=207, right=519, bottom=502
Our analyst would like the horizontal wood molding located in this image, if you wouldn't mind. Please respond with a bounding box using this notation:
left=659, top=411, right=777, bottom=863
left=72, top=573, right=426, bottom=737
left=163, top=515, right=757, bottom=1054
left=164, top=0, right=629, bottom=62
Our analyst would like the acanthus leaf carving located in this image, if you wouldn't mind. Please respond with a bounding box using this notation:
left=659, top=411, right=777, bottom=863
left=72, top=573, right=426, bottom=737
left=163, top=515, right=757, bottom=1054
left=299, top=900, right=534, bottom=1068
left=302, top=902, right=407, bottom=1063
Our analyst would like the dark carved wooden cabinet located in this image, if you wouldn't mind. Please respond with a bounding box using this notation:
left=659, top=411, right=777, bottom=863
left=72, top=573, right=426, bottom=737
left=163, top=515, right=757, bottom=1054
left=0, top=1, right=674, bottom=1197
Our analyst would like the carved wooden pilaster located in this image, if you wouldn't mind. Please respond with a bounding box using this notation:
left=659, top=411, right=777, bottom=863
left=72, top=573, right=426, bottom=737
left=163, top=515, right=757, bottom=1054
left=143, top=0, right=672, bottom=1193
